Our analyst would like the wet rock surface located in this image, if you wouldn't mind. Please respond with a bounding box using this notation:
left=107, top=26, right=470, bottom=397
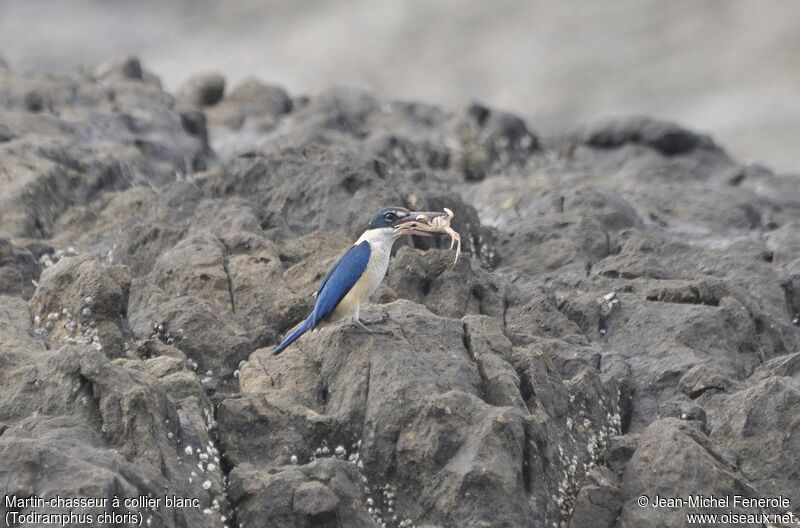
left=0, top=59, right=798, bottom=528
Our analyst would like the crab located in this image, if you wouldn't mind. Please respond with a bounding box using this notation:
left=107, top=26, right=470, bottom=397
left=394, top=208, right=462, bottom=265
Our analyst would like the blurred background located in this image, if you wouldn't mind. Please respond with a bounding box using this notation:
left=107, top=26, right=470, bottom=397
left=1, top=0, right=798, bottom=172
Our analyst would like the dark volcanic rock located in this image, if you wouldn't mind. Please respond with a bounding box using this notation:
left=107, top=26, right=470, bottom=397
left=617, top=419, right=759, bottom=528
left=178, top=72, right=226, bottom=107
left=0, top=239, right=40, bottom=298
left=0, top=58, right=209, bottom=239
left=206, top=77, right=292, bottom=133
left=703, top=353, right=800, bottom=508
left=0, top=296, right=225, bottom=528
left=580, top=116, right=717, bottom=156
left=1, top=59, right=799, bottom=528
left=569, top=467, right=621, bottom=528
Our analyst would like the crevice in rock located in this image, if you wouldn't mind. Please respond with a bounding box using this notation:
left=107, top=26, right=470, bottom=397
left=218, top=239, right=237, bottom=314
left=645, top=287, right=720, bottom=306
left=78, top=372, right=104, bottom=433
left=600, top=269, right=671, bottom=281
left=359, top=359, right=372, bottom=441
left=519, top=372, right=535, bottom=413
left=420, top=278, right=433, bottom=296
left=461, top=322, right=488, bottom=403
left=212, top=406, right=238, bottom=528
left=685, top=385, right=725, bottom=399
left=319, top=381, right=330, bottom=409
left=501, top=294, right=510, bottom=331
left=780, top=275, right=800, bottom=326
left=522, top=426, right=533, bottom=494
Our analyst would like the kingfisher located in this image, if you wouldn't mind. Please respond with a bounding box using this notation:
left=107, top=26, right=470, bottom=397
left=272, top=207, right=446, bottom=356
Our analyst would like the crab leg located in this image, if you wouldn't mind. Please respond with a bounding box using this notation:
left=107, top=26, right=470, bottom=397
left=397, top=208, right=461, bottom=265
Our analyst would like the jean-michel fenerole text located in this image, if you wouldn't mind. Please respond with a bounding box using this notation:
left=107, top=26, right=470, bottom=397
left=650, top=495, right=790, bottom=509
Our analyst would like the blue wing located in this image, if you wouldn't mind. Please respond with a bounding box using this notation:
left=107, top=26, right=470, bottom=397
left=310, top=241, right=371, bottom=325
left=273, top=241, right=370, bottom=355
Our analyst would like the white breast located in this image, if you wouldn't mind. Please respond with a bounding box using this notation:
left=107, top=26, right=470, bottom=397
left=330, top=228, right=395, bottom=322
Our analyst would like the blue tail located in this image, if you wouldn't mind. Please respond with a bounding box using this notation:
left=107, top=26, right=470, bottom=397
left=272, top=318, right=313, bottom=356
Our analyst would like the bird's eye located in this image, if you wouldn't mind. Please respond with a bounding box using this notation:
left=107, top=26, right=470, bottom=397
left=384, top=212, right=396, bottom=222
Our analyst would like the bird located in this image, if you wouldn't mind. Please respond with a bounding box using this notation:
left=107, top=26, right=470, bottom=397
left=272, top=207, right=446, bottom=356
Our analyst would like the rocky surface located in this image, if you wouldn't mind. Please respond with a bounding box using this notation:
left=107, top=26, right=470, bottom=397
left=0, top=58, right=798, bottom=528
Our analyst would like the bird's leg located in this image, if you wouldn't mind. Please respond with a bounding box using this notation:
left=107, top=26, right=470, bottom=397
left=350, top=307, right=392, bottom=335
left=352, top=320, right=393, bottom=336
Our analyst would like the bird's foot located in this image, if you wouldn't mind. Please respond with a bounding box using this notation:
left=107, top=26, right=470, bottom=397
left=352, top=320, right=393, bottom=336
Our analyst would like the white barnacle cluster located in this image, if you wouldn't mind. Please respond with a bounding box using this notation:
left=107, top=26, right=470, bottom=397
left=182, top=437, right=230, bottom=526
left=105, top=242, right=118, bottom=265
left=553, top=444, right=581, bottom=526
left=587, top=393, right=624, bottom=474
left=184, top=440, right=221, bottom=479
left=150, top=321, right=183, bottom=345
left=38, top=247, right=78, bottom=269
left=298, top=439, right=414, bottom=528
left=308, top=440, right=332, bottom=462
left=554, top=387, right=625, bottom=528
left=35, top=296, right=103, bottom=351
left=364, top=481, right=405, bottom=528
left=203, top=406, right=217, bottom=432
left=478, top=230, right=496, bottom=264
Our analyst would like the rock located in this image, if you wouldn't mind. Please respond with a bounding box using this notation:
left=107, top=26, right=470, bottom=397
left=207, top=77, right=292, bottom=131
left=0, top=295, right=224, bottom=527
left=2, top=56, right=799, bottom=527
left=178, top=72, right=226, bottom=107
left=128, top=283, right=253, bottom=382
left=580, top=116, right=718, bottom=156
left=617, top=419, right=758, bottom=528
left=94, top=55, right=161, bottom=86
left=229, top=459, right=374, bottom=528
left=385, top=247, right=504, bottom=319
left=293, top=481, right=340, bottom=516
left=781, top=272, right=800, bottom=323
left=29, top=254, right=130, bottom=356
left=452, top=103, right=539, bottom=181
left=0, top=122, right=15, bottom=142
left=230, top=77, right=292, bottom=112
left=679, top=364, right=733, bottom=399
left=151, top=232, right=233, bottom=312
left=0, top=239, right=40, bottom=298
left=220, top=299, right=625, bottom=528
left=568, top=467, right=621, bottom=528
left=659, top=399, right=707, bottom=433
left=705, top=369, right=800, bottom=507
left=0, top=65, right=209, bottom=238
left=605, top=434, right=639, bottom=475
